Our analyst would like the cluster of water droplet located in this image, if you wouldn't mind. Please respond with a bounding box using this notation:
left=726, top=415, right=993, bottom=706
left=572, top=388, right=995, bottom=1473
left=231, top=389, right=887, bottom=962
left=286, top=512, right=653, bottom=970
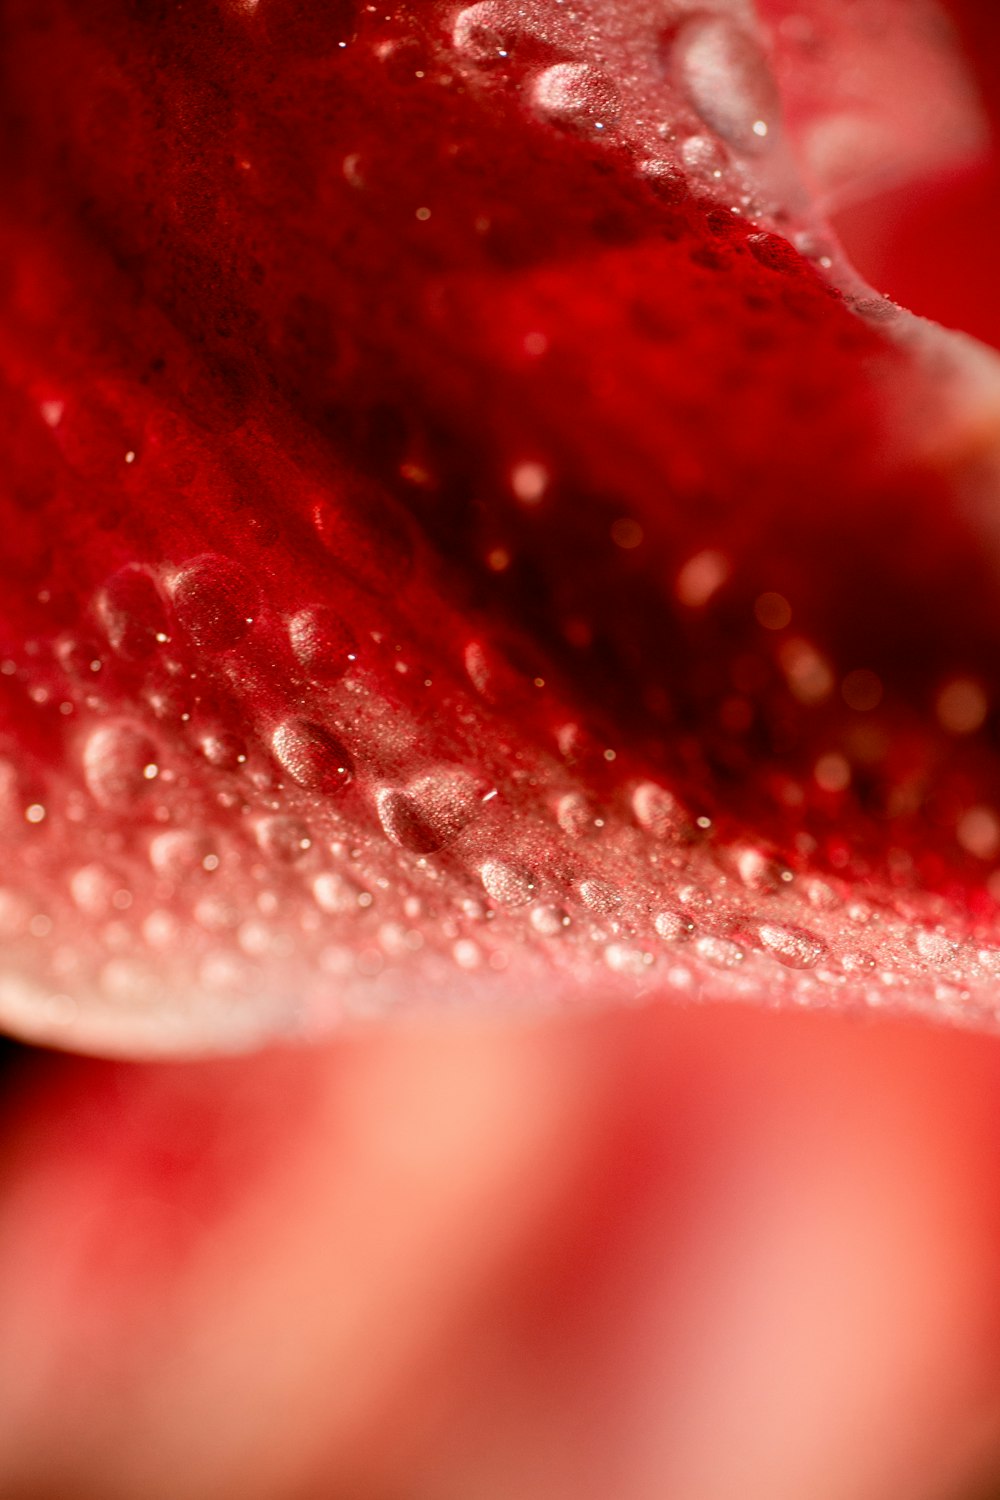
left=5, top=483, right=1000, bottom=1056
left=443, top=0, right=818, bottom=243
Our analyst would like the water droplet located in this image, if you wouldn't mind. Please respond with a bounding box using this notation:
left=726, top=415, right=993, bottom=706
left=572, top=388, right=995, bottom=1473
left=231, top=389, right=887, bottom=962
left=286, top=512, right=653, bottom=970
left=170, top=554, right=259, bottom=652
left=530, top=903, right=570, bottom=936
left=733, top=846, right=782, bottom=892
left=256, top=814, right=313, bottom=863
left=376, top=767, right=484, bottom=853
left=680, top=133, right=729, bottom=177
left=463, top=638, right=516, bottom=701
left=453, top=2, right=523, bottom=62
left=271, top=719, right=354, bottom=793
left=196, top=725, right=247, bottom=770
left=149, top=830, right=216, bottom=880
left=481, top=860, right=535, bottom=906
left=82, top=722, right=159, bottom=809
left=756, top=922, right=826, bottom=969
left=654, top=908, right=695, bottom=942
left=288, top=605, right=356, bottom=683
left=95, top=565, right=169, bottom=660
left=577, top=877, right=621, bottom=915
left=532, top=63, right=621, bottom=133
left=696, top=934, right=746, bottom=968
left=631, top=781, right=688, bottom=840
left=312, top=870, right=364, bottom=914
left=555, top=791, right=599, bottom=839
left=671, top=15, right=778, bottom=152
left=604, top=943, right=650, bottom=976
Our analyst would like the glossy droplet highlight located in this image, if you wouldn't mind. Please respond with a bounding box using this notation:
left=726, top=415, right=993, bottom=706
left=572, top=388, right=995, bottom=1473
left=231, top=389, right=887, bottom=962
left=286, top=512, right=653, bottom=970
left=632, top=781, right=687, bottom=840
left=271, top=718, right=354, bottom=793
left=376, top=767, right=483, bottom=854
left=481, top=860, right=535, bottom=906
left=453, top=2, right=522, bottom=63
left=756, top=922, right=826, bottom=969
left=82, top=722, right=159, bottom=809
left=288, top=604, right=356, bottom=682
left=654, top=908, right=695, bottom=942
left=170, top=554, right=259, bottom=652
left=256, top=814, right=313, bottom=863
left=149, top=830, right=216, bottom=879
left=671, top=14, right=778, bottom=152
left=312, top=870, right=364, bottom=914
left=532, top=64, right=621, bottom=133
left=96, top=565, right=168, bottom=660
left=577, top=877, right=620, bottom=915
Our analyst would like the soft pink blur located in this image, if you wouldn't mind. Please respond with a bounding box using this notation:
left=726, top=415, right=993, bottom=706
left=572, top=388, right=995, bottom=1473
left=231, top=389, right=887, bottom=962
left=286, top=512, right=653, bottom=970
left=0, top=1005, right=999, bottom=1499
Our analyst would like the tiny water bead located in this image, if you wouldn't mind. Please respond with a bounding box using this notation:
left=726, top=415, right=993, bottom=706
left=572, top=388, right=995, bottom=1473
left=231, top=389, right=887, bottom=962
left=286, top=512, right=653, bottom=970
left=531, top=63, right=621, bottom=134
left=452, top=1, right=523, bottom=63
left=82, top=722, right=159, bottom=809
left=312, top=870, right=365, bottom=914
left=148, top=829, right=217, bottom=880
left=577, top=877, right=621, bottom=915
left=670, top=13, right=779, bottom=153
left=255, top=814, right=313, bottom=863
left=95, top=565, right=169, bottom=660
left=631, top=780, right=687, bottom=840
left=654, top=909, right=696, bottom=942
left=555, top=790, right=600, bottom=838
left=169, top=554, right=259, bottom=653
left=288, top=604, right=356, bottom=682
left=376, top=767, right=484, bottom=854
left=530, top=902, right=570, bottom=936
left=755, top=921, right=826, bottom=969
left=480, top=859, right=535, bottom=906
left=271, top=718, right=354, bottom=793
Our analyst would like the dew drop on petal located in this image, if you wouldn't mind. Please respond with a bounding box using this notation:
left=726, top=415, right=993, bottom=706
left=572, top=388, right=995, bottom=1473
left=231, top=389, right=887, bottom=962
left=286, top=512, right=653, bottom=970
left=288, top=604, right=356, bottom=683
left=532, top=63, right=621, bottom=134
left=95, top=565, right=169, bottom=661
left=671, top=14, right=778, bottom=152
left=256, top=814, right=313, bottom=863
left=696, top=934, right=746, bottom=969
left=577, top=877, right=621, bottom=915
left=311, top=871, right=363, bottom=914
left=733, top=845, right=783, bottom=892
left=82, top=722, right=159, bottom=809
left=271, top=718, right=354, bottom=793
left=148, top=829, right=216, bottom=880
left=681, top=133, right=729, bottom=177
left=453, top=1, right=522, bottom=62
left=756, top=922, right=826, bottom=969
left=555, top=790, right=598, bottom=839
left=632, top=781, right=687, bottom=840
left=170, top=554, right=259, bottom=653
left=604, top=943, right=650, bottom=976
left=376, top=767, right=483, bottom=853
left=530, top=903, right=569, bottom=936
left=481, top=859, right=535, bottom=906
left=654, top=908, right=695, bottom=942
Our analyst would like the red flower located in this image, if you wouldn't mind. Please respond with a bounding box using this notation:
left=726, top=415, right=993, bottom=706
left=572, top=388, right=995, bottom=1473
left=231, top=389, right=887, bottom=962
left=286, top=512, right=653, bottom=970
left=1, top=2, right=1000, bottom=1495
